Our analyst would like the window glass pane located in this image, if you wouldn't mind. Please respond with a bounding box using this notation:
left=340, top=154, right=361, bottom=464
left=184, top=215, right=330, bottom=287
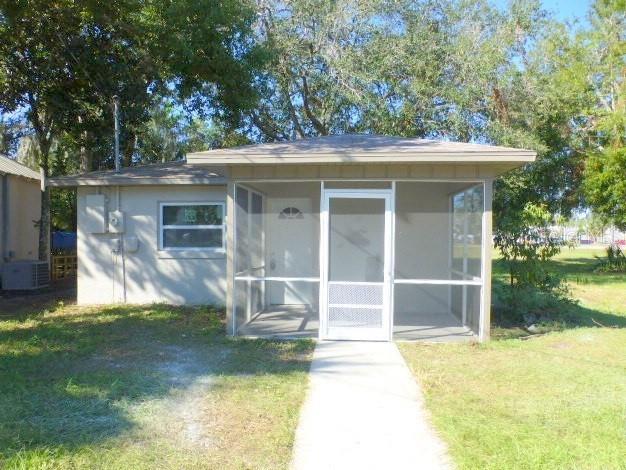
left=163, top=228, right=222, bottom=248
left=163, top=205, right=223, bottom=226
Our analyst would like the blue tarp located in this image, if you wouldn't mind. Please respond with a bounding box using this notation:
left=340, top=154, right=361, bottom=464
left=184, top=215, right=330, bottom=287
left=52, top=231, right=77, bottom=251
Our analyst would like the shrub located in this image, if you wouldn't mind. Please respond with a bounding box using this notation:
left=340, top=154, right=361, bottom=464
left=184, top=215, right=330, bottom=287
left=492, top=278, right=577, bottom=329
left=595, top=243, right=626, bottom=273
left=493, top=203, right=577, bottom=330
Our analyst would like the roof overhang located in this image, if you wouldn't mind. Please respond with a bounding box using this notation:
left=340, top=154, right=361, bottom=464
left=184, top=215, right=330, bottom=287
left=186, top=135, right=536, bottom=166
left=47, top=176, right=228, bottom=187
left=0, top=155, right=41, bottom=181
left=187, top=152, right=536, bottom=165
left=47, top=162, right=227, bottom=187
left=47, top=135, right=537, bottom=187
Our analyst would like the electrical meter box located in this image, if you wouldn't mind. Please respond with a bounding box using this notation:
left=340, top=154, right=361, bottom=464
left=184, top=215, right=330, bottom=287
left=125, top=236, right=139, bottom=253
left=108, top=210, right=125, bottom=233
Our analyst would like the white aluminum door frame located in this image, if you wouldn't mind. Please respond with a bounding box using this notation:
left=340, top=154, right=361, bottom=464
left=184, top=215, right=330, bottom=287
left=320, top=188, right=393, bottom=341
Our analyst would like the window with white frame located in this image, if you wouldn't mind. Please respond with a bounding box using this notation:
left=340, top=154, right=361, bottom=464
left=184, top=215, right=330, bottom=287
left=159, top=203, right=225, bottom=251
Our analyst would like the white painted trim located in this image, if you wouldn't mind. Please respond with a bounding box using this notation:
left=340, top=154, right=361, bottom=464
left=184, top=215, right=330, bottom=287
left=229, top=183, right=237, bottom=336
left=393, top=279, right=482, bottom=286
left=319, top=188, right=393, bottom=195
left=328, top=281, right=385, bottom=286
left=189, top=154, right=535, bottom=165
left=234, top=276, right=320, bottom=282
left=322, top=188, right=393, bottom=341
left=318, top=181, right=327, bottom=339
left=447, top=193, right=453, bottom=319
left=462, top=189, right=469, bottom=325
left=158, top=201, right=226, bottom=252
left=479, top=180, right=492, bottom=342
left=233, top=178, right=487, bottom=184
left=328, top=303, right=384, bottom=309
left=389, top=180, right=396, bottom=341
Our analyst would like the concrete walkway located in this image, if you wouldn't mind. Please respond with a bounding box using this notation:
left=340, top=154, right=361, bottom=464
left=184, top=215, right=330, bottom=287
left=291, top=341, right=451, bottom=470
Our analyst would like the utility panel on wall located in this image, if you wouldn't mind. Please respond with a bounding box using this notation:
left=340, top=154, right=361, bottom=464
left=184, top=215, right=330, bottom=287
left=85, top=194, right=106, bottom=234
left=108, top=210, right=125, bottom=233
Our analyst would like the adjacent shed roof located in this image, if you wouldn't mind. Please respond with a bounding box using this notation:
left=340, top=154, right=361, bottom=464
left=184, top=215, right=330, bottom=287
left=187, top=134, right=536, bottom=165
left=47, top=160, right=227, bottom=187
left=0, top=154, right=41, bottom=180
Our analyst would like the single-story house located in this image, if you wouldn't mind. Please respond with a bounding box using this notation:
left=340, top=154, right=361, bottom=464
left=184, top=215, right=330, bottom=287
left=49, top=135, right=535, bottom=342
left=0, top=154, right=42, bottom=275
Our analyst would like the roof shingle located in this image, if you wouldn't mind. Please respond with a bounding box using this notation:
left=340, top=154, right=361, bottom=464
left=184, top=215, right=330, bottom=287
left=0, top=154, right=41, bottom=180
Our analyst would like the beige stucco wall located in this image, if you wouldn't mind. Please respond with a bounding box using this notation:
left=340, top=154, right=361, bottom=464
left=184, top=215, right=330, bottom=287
left=77, top=185, right=227, bottom=305
left=0, top=175, right=41, bottom=267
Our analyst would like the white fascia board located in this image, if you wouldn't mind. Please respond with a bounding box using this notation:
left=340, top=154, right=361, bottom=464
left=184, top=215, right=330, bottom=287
left=187, top=152, right=536, bottom=165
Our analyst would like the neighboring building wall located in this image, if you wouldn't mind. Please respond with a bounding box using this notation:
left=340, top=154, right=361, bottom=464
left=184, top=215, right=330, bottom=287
left=77, top=185, right=227, bottom=305
left=0, top=174, right=41, bottom=267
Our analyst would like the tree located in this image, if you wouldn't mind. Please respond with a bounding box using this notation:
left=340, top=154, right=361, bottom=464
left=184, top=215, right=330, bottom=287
left=248, top=0, right=553, bottom=142
left=0, top=0, right=260, bottom=259
left=581, top=0, right=626, bottom=229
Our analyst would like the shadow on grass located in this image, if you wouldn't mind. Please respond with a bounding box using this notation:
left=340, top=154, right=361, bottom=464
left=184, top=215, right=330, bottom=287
left=0, top=304, right=313, bottom=461
left=491, top=274, right=626, bottom=340
left=494, top=256, right=626, bottom=286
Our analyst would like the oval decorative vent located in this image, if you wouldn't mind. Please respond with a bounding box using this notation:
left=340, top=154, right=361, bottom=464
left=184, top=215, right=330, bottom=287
left=279, top=207, right=304, bottom=219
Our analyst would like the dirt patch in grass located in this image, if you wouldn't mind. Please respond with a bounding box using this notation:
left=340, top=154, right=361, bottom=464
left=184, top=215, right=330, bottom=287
left=0, top=304, right=314, bottom=469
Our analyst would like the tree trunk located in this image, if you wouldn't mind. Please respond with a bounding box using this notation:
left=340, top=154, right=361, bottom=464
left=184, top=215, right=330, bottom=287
left=78, top=117, right=91, bottom=172
left=79, top=132, right=91, bottom=172
left=123, top=132, right=136, bottom=167
left=28, top=95, right=52, bottom=263
left=38, top=182, right=50, bottom=261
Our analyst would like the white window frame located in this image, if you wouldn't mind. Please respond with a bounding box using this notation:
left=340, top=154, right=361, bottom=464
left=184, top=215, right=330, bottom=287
left=159, top=202, right=226, bottom=252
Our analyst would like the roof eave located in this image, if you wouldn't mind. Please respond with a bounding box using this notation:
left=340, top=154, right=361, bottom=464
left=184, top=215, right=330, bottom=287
left=0, top=170, right=41, bottom=181
left=187, top=152, right=536, bottom=165
left=47, top=176, right=228, bottom=187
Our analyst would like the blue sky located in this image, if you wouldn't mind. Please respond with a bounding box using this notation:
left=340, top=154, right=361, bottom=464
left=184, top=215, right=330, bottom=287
left=540, top=0, right=592, bottom=22
left=493, top=0, right=592, bottom=23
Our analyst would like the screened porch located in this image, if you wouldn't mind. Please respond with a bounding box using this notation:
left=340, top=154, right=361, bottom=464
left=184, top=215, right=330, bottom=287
left=231, top=180, right=486, bottom=342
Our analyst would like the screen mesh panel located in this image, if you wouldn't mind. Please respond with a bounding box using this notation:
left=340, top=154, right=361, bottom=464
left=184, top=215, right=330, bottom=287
left=329, top=197, right=385, bottom=282
left=328, top=283, right=383, bottom=305
left=328, top=307, right=383, bottom=328
left=233, top=182, right=321, bottom=337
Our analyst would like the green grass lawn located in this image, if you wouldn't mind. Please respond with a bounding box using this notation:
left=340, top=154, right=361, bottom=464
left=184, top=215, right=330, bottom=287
left=400, top=247, right=626, bottom=470
left=0, top=304, right=314, bottom=469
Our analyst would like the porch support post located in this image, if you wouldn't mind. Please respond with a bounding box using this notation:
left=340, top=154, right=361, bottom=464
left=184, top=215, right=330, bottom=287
left=226, top=181, right=236, bottom=335
left=479, top=178, right=493, bottom=341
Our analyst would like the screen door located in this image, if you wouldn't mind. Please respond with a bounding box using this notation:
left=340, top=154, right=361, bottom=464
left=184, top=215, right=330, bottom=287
left=321, top=189, right=392, bottom=341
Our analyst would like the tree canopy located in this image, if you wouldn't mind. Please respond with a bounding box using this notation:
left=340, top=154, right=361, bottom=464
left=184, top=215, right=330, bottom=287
left=0, top=0, right=624, bottom=243
left=0, top=0, right=261, bottom=256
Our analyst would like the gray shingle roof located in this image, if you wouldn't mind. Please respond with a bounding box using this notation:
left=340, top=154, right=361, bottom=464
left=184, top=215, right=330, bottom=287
left=187, top=134, right=536, bottom=165
left=0, top=154, right=41, bottom=180
left=47, top=160, right=227, bottom=187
